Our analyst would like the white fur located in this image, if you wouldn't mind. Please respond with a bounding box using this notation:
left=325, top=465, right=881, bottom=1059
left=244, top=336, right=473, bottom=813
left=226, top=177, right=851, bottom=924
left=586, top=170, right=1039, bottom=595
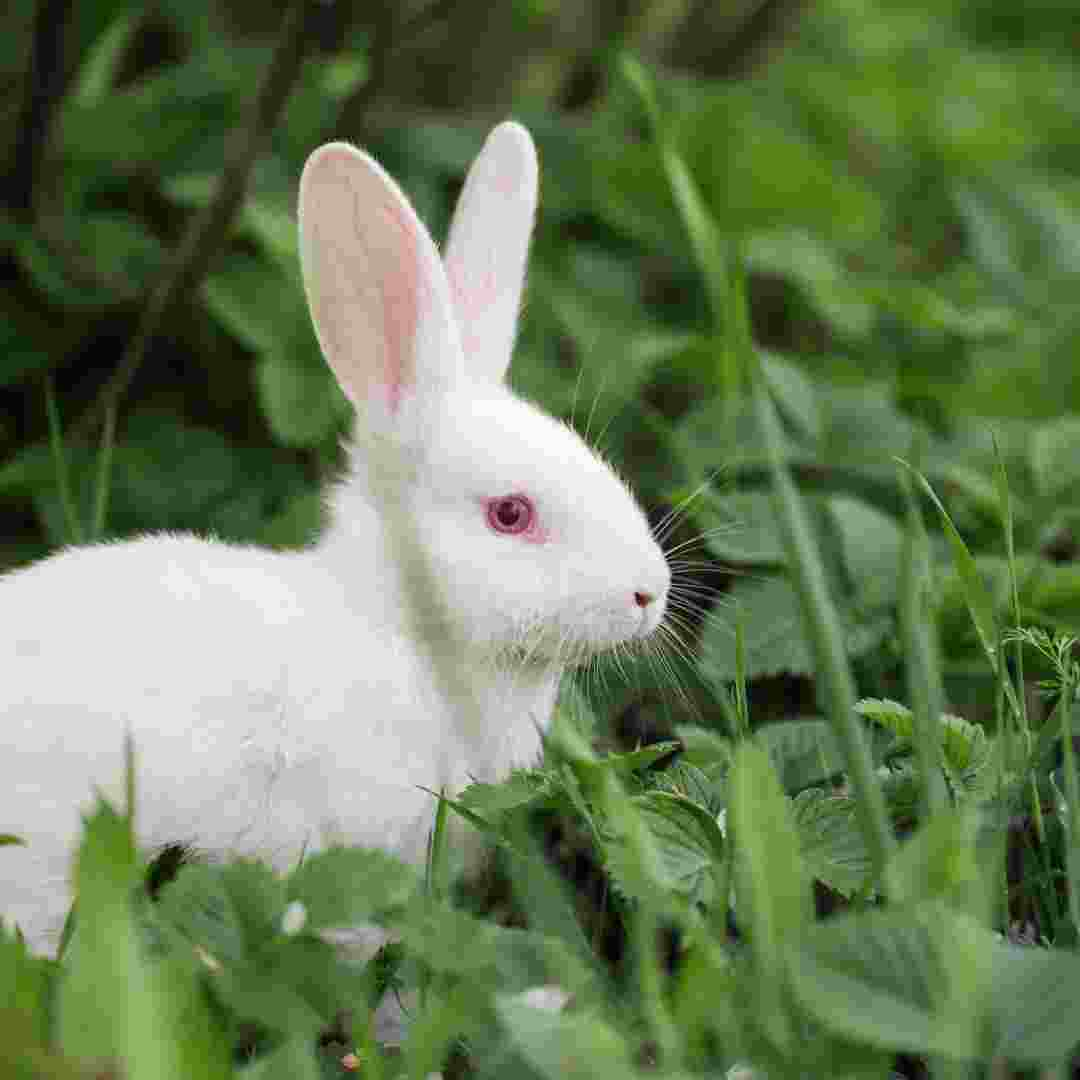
left=0, top=122, right=670, bottom=951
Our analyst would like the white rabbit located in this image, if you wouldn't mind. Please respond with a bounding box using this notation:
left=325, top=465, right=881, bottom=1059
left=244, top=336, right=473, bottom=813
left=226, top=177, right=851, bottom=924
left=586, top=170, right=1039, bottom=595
left=0, top=122, right=670, bottom=953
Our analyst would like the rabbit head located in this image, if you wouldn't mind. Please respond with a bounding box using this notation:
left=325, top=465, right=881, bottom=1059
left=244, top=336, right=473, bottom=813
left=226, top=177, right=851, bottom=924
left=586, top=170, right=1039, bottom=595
left=299, top=122, right=669, bottom=665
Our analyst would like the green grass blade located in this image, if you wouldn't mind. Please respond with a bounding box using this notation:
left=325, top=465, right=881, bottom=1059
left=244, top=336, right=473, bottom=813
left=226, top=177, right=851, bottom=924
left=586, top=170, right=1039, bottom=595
left=90, top=397, right=116, bottom=540
left=751, top=346, right=895, bottom=890
left=729, top=741, right=810, bottom=1054
left=44, top=375, right=83, bottom=545
left=897, top=459, right=1001, bottom=680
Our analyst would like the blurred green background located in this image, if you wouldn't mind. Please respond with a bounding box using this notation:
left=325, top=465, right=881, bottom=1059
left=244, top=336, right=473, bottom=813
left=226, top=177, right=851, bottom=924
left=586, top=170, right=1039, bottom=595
left=2, top=0, right=1079, bottom=731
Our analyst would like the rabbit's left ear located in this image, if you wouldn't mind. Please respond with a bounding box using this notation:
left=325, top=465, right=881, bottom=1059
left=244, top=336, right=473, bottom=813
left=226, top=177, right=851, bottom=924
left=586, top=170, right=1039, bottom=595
left=444, top=121, right=538, bottom=385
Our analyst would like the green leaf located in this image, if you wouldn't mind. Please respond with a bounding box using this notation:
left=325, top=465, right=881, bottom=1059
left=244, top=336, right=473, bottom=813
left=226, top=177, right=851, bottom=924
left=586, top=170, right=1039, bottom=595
left=239, top=1038, right=321, bottom=1080
left=286, top=847, right=418, bottom=931
left=202, top=256, right=304, bottom=355
left=791, top=904, right=985, bottom=1060
left=762, top=352, right=822, bottom=442
left=746, top=229, right=875, bottom=339
left=0, top=923, right=50, bottom=1048
left=699, top=574, right=891, bottom=684
left=884, top=811, right=984, bottom=912
left=59, top=798, right=230, bottom=1079
left=72, top=12, right=138, bottom=105
left=697, top=490, right=786, bottom=565
left=828, top=495, right=903, bottom=608
left=59, top=52, right=247, bottom=171
left=398, top=902, right=575, bottom=992
left=622, top=792, right=724, bottom=905
left=755, top=719, right=844, bottom=793
left=984, top=943, right=1080, bottom=1064
left=728, top=742, right=811, bottom=1049
left=255, top=335, right=351, bottom=448
left=496, top=995, right=632, bottom=1080
left=155, top=862, right=259, bottom=968
left=791, top=788, right=871, bottom=898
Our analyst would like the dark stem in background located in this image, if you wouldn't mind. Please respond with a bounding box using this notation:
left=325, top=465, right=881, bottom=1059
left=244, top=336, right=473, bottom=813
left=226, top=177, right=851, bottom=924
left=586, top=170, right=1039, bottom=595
left=666, top=0, right=808, bottom=80
left=6, top=0, right=75, bottom=219
left=71, top=0, right=315, bottom=447
left=333, top=0, right=458, bottom=139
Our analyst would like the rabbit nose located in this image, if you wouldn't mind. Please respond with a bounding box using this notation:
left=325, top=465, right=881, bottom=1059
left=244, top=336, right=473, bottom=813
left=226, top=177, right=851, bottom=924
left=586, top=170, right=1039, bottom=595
left=634, top=591, right=655, bottom=608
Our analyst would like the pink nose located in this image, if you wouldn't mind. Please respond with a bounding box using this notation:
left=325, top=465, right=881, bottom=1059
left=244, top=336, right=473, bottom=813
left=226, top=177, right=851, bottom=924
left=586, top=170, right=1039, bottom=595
left=634, top=591, right=655, bottom=608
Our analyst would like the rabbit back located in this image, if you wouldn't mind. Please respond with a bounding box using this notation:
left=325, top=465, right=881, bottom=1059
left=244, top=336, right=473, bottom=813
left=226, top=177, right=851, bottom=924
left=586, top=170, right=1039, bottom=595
left=0, top=531, right=457, bottom=949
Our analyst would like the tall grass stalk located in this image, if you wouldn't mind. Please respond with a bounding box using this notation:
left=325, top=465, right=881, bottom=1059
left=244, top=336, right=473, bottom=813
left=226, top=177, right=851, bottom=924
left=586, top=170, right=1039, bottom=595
left=622, top=54, right=896, bottom=891
left=1056, top=659, right=1080, bottom=939
left=91, top=396, right=117, bottom=540
left=747, top=308, right=895, bottom=892
left=994, top=440, right=1047, bottom=853
left=898, top=465, right=948, bottom=818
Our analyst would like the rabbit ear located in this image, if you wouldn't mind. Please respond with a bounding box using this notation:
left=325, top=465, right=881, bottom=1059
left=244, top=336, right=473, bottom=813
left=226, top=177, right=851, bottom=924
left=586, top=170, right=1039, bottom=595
left=444, top=121, right=538, bottom=385
left=298, top=141, right=463, bottom=425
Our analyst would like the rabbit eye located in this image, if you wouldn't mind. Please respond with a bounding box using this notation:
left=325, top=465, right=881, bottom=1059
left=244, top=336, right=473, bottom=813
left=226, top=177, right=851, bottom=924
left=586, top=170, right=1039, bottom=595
left=487, top=495, right=533, bottom=535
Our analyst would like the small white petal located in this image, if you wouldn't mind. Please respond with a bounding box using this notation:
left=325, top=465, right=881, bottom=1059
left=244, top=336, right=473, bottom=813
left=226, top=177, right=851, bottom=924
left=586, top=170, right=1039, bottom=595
left=281, top=900, right=307, bottom=936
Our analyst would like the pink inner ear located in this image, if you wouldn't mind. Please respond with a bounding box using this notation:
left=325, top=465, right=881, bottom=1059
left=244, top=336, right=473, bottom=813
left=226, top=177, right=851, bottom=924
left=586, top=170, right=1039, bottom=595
left=448, top=258, right=499, bottom=362
left=374, top=201, right=420, bottom=414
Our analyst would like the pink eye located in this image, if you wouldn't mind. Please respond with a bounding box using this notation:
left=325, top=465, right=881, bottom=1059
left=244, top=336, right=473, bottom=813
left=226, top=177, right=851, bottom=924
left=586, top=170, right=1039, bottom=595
left=487, top=495, right=534, bottom=535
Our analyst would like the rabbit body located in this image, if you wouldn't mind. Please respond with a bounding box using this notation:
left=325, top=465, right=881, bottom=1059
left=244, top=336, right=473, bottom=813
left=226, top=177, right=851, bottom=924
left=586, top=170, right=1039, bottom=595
left=0, top=123, right=669, bottom=952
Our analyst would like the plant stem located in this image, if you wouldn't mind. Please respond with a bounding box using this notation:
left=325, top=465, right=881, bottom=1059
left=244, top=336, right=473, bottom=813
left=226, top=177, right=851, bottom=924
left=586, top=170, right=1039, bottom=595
left=72, top=0, right=315, bottom=445
left=6, top=0, right=74, bottom=219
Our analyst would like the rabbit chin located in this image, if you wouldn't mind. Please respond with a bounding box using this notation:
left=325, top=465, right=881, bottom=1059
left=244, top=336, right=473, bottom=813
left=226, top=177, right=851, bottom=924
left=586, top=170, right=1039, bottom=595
left=478, top=604, right=666, bottom=668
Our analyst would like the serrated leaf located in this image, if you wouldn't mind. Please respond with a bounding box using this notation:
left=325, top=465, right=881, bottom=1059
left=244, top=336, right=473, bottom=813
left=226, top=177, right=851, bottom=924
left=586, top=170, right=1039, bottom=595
left=855, top=697, right=914, bottom=737
left=791, top=904, right=983, bottom=1059
left=648, top=759, right=724, bottom=812
left=620, top=792, right=724, bottom=905
left=456, top=771, right=552, bottom=833
left=791, top=789, right=871, bottom=898
left=287, top=846, right=418, bottom=931
left=855, top=699, right=992, bottom=780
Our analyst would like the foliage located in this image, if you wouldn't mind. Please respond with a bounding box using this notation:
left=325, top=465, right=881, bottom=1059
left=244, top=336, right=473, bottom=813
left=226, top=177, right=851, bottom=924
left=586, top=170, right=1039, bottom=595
left=3, top=0, right=1080, bottom=1075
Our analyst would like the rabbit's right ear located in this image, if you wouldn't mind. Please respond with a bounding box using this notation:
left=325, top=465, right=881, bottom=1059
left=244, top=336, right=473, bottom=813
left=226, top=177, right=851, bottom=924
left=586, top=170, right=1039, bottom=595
left=298, top=142, right=463, bottom=427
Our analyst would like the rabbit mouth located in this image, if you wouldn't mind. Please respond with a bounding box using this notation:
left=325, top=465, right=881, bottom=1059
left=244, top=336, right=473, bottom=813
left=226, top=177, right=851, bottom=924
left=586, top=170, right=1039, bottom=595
left=499, top=613, right=662, bottom=668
